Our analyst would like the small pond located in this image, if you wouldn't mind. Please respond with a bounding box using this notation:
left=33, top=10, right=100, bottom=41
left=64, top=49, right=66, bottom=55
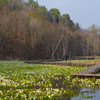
left=62, top=88, right=100, bottom=100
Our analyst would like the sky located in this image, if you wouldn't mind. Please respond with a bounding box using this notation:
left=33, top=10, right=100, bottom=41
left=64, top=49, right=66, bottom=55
left=30, top=0, right=100, bottom=29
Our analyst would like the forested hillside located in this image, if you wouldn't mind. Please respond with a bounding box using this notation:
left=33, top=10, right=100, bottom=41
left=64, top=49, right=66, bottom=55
left=0, top=0, right=100, bottom=60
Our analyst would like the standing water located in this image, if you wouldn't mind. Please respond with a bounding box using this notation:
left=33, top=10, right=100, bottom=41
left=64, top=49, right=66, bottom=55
left=62, top=88, right=100, bottom=100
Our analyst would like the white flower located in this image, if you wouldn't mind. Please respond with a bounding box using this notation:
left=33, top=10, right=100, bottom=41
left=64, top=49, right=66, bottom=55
left=20, top=90, right=23, bottom=93
left=46, top=88, right=49, bottom=91
left=48, top=96, right=51, bottom=98
left=54, top=89, right=59, bottom=92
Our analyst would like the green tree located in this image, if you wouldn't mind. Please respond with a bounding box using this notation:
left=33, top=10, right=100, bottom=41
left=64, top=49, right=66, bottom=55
left=61, top=14, right=75, bottom=30
left=49, top=8, right=60, bottom=23
left=38, top=6, right=49, bottom=21
left=61, top=14, right=70, bottom=22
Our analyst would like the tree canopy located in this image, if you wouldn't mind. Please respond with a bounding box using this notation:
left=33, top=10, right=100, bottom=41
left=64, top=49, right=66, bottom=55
left=0, top=0, right=100, bottom=60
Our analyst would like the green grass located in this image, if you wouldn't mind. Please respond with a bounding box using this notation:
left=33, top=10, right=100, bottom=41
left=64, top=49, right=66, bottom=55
left=0, top=61, right=99, bottom=99
left=59, top=59, right=100, bottom=63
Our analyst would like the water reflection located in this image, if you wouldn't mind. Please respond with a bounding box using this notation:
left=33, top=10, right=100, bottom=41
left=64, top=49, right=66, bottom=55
left=52, top=75, right=100, bottom=100
left=71, top=88, right=100, bottom=100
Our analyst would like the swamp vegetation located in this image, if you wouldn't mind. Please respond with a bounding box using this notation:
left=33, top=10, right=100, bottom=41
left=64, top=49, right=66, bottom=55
left=0, top=61, right=100, bottom=99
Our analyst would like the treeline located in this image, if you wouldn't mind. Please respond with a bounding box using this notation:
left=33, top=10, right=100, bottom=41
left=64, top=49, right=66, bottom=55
left=0, top=0, right=100, bottom=60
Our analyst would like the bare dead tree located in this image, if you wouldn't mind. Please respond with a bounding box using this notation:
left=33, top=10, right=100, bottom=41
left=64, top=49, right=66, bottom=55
left=50, top=35, right=63, bottom=59
left=61, top=25, right=71, bottom=59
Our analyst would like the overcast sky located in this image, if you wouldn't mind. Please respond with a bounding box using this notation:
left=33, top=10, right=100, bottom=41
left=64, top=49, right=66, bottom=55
left=31, top=0, right=100, bottom=29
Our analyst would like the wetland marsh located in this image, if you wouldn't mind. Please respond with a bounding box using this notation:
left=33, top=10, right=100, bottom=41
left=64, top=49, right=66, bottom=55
left=0, top=61, right=100, bottom=100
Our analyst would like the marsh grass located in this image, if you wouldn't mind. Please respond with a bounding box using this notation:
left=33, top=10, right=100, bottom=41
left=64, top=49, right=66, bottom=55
left=0, top=61, right=99, bottom=99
